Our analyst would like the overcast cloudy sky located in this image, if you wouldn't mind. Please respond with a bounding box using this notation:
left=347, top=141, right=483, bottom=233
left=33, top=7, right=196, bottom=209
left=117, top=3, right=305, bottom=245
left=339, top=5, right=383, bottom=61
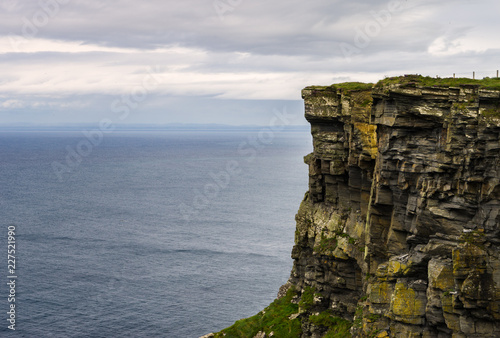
left=1, top=0, right=499, bottom=126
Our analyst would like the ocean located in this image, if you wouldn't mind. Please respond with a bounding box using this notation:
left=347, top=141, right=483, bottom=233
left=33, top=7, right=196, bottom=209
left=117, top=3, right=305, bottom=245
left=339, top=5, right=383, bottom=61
left=0, top=129, right=312, bottom=337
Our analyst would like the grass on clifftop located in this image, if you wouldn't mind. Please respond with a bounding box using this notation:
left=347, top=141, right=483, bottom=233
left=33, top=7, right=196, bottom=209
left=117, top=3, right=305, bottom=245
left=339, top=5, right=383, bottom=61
left=332, top=82, right=374, bottom=92
left=309, top=75, right=500, bottom=92
left=307, top=82, right=373, bottom=93
left=375, top=74, right=500, bottom=90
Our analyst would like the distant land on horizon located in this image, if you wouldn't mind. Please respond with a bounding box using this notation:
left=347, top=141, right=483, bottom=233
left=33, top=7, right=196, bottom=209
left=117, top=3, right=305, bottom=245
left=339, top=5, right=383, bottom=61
left=0, top=123, right=310, bottom=132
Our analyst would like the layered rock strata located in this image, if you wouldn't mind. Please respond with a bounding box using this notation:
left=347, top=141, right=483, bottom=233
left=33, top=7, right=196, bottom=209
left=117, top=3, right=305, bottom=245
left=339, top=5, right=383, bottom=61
left=287, top=80, right=500, bottom=337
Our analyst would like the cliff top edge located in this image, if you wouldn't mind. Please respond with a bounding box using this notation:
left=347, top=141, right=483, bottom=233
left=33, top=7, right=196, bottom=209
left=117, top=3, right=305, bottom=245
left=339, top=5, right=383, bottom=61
left=304, top=74, right=500, bottom=93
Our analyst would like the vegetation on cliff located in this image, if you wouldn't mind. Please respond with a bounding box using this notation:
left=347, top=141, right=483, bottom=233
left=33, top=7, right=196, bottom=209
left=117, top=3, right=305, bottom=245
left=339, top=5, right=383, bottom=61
left=309, top=74, right=500, bottom=92
left=375, top=74, right=500, bottom=90
left=213, top=286, right=351, bottom=338
left=213, top=288, right=301, bottom=337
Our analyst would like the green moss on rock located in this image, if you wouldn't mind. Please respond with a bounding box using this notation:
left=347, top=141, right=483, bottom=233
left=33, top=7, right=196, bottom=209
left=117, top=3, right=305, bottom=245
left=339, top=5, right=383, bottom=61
left=298, top=286, right=316, bottom=312
left=314, top=232, right=338, bottom=255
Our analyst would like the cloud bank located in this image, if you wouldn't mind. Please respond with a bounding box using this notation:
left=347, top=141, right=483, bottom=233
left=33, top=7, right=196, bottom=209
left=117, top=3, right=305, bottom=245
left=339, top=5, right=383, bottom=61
left=1, top=0, right=499, bottom=125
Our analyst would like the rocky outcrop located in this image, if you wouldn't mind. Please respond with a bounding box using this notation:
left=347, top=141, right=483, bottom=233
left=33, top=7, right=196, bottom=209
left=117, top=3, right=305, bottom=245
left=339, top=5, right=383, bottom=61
left=287, top=78, right=500, bottom=337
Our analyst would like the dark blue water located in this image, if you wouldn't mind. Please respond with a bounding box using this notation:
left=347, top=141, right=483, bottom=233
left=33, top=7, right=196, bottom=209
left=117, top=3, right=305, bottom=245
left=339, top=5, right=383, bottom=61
left=0, top=130, right=311, bottom=337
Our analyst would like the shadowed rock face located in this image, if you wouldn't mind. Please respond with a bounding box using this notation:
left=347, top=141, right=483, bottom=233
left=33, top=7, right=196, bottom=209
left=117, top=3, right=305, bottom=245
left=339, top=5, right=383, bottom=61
left=287, top=82, right=500, bottom=337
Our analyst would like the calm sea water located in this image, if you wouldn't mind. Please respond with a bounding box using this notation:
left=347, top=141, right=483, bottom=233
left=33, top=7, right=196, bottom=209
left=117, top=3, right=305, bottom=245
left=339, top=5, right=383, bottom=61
left=0, top=130, right=311, bottom=337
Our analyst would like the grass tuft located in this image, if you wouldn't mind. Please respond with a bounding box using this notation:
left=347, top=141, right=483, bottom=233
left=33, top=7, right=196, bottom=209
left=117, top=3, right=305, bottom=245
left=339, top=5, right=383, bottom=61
left=214, top=288, right=301, bottom=337
left=309, top=311, right=352, bottom=337
left=332, top=82, right=374, bottom=92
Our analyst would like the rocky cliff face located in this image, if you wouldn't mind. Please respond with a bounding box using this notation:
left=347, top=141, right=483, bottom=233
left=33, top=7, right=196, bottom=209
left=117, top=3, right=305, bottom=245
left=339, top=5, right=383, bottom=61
left=286, top=79, right=500, bottom=337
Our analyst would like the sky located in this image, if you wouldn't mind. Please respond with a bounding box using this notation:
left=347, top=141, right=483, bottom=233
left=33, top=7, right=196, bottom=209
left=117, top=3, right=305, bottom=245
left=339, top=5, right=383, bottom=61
left=1, top=0, right=499, bottom=126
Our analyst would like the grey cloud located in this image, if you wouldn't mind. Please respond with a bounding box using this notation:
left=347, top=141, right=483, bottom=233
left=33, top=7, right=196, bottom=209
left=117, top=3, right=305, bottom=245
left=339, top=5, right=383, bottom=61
left=1, top=0, right=500, bottom=126
left=2, top=0, right=458, bottom=57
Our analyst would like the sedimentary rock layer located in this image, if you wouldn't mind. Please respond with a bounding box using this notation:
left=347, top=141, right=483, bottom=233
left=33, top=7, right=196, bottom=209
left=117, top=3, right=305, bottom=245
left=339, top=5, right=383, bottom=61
left=287, top=80, right=500, bottom=337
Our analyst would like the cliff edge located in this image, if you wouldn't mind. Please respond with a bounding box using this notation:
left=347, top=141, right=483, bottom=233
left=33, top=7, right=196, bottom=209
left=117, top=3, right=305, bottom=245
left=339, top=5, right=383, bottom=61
left=213, top=75, right=500, bottom=337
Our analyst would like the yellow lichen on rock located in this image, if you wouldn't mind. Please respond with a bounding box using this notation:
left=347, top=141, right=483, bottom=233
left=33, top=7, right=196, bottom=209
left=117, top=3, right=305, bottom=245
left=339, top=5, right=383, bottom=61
left=369, top=282, right=393, bottom=304
left=428, top=258, right=454, bottom=291
left=387, top=260, right=409, bottom=278
left=390, top=281, right=426, bottom=325
left=353, top=122, right=378, bottom=159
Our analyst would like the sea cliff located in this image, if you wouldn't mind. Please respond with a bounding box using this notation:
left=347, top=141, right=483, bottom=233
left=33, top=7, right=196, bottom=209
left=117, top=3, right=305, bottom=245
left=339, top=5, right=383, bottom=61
left=211, top=75, right=500, bottom=337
